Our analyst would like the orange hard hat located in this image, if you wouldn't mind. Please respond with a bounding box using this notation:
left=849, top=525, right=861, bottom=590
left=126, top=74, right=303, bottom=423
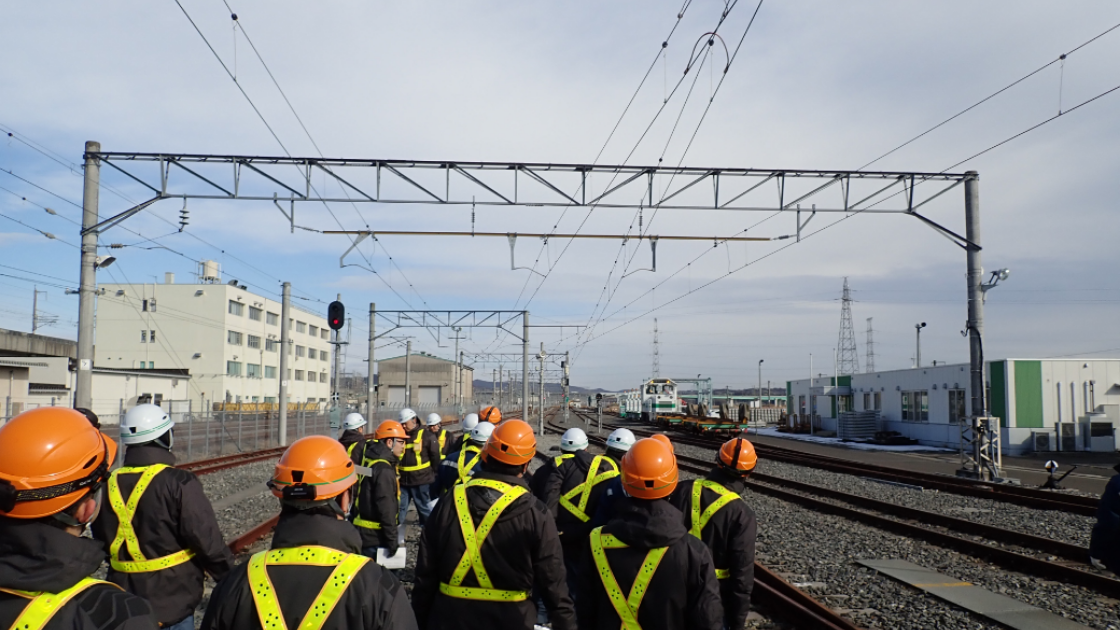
left=651, top=433, right=674, bottom=453
left=719, top=437, right=757, bottom=472
left=621, top=438, right=678, bottom=500
left=270, top=435, right=356, bottom=501
left=479, top=406, right=502, bottom=424
left=0, top=407, right=118, bottom=519
left=482, top=419, right=536, bottom=466
left=375, top=420, right=407, bottom=441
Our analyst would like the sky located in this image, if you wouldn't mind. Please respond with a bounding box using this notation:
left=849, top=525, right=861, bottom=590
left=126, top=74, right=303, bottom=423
left=1, top=1, right=1118, bottom=391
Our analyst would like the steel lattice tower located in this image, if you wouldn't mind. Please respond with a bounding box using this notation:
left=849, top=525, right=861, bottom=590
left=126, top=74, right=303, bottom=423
left=651, top=318, right=661, bottom=378
left=837, top=278, right=860, bottom=376
left=865, top=317, right=876, bottom=373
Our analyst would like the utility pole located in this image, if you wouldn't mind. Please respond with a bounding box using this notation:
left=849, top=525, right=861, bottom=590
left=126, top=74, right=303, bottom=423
left=758, top=359, right=764, bottom=409
left=404, top=340, right=412, bottom=407
left=278, top=282, right=291, bottom=445
left=498, top=366, right=503, bottom=408
left=563, top=351, right=570, bottom=424
left=367, top=303, right=375, bottom=418
left=459, top=350, right=465, bottom=414
left=538, top=343, right=546, bottom=433
left=522, top=311, right=529, bottom=424
left=75, top=140, right=100, bottom=410
left=915, top=322, right=927, bottom=368
left=492, top=369, right=497, bottom=404
left=651, top=318, right=660, bottom=378
left=963, top=171, right=1000, bottom=481
left=450, top=327, right=465, bottom=415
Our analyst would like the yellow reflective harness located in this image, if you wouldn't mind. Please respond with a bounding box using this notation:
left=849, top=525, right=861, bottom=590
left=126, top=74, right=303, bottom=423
left=589, top=527, right=668, bottom=630
left=553, top=453, right=574, bottom=468
left=107, top=465, right=196, bottom=573
left=399, top=432, right=430, bottom=472
left=352, top=455, right=398, bottom=531
left=437, top=429, right=448, bottom=452
left=455, top=445, right=482, bottom=485
left=0, top=578, right=118, bottom=630
left=439, top=479, right=529, bottom=602
left=688, top=480, right=742, bottom=580
left=559, top=455, right=619, bottom=523
left=247, top=545, right=370, bottom=630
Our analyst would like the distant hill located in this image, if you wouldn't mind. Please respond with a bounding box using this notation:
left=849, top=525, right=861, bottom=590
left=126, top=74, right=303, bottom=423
left=473, top=380, right=609, bottom=396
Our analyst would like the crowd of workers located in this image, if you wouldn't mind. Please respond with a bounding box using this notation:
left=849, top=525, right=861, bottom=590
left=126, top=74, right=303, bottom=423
left=2, top=402, right=1117, bottom=630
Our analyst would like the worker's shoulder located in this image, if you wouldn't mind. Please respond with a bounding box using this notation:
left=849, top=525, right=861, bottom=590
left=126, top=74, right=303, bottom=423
left=72, top=582, right=158, bottom=629
left=353, top=556, right=406, bottom=596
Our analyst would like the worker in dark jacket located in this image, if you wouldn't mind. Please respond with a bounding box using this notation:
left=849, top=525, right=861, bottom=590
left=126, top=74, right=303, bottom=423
left=0, top=407, right=158, bottom=630
left=577, top=437, right=722, bottom=630
left=588, top=428, right=640, bottom=528
left=353, top=421, right=408, bottom=558
left=201, top=435, right=417, bottom=630
left=433, top=422, right=494, bottom=496
left=669, top=436, right=758, bottom=629
left=397, top=408, right=442, bottom=535
left=426, top=413, right=452, bottom=458
left=1090, top=462, right=1120, bottom=576
left=413, top=419, right=576, bottom=630
left=341, top=412, right=370, bottom=462
left=92, top=404, right=233, bottom=630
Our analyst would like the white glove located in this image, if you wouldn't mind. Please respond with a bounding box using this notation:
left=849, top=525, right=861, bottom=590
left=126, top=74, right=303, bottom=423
left=1090, top=557, right=1107, bottom=570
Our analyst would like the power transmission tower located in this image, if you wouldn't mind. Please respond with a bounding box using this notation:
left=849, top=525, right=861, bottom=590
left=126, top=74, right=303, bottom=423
left=651, top=318, right=661, bottom=379
left=837, top=278, right=859, bottom=376
left=865, top=317, right=876, bottom=373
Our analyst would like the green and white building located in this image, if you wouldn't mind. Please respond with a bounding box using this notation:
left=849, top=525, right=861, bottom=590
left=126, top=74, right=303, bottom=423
left=786, top=358, right=1120, bottom=455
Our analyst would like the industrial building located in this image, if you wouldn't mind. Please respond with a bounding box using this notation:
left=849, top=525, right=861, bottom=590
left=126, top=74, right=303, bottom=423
left=96, top=265, right=331, bottom=411
left=786, top=358, right=1120, bottom=455
left=376, top=351, right=473, bottom=409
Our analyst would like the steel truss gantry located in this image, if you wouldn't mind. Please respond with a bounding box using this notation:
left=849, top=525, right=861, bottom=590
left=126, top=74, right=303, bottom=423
left=74, top=146, right=998, bottom=479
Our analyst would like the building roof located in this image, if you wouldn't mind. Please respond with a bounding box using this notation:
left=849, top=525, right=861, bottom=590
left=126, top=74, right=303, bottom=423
left=377, top=352, right=474, bottom=370
left=92, top=367, right=190, bottom=379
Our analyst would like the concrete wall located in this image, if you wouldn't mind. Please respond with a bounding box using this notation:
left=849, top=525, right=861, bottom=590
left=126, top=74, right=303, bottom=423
left=0, top=364, right=31, bottom=421
left=96, top=281, right=331, bottom=408
left=0, top=329, right=76, bottom=359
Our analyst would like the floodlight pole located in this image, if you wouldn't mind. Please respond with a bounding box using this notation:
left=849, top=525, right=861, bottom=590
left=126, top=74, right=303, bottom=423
left=75, top=141, right=100, bottom=409
left=278, top=282, right=291, bottom=445
left=368, top=303, right=376, bottom=418
left=522, top=312, right=529, bottom=425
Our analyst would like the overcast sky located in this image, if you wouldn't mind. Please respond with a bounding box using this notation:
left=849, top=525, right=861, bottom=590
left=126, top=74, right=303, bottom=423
left=2, top=1, right=1118, bottom=391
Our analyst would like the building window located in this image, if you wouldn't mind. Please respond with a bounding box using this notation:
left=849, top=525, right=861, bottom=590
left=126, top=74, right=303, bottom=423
left=142, top=299, right=148, bottom=312
left=264, top=396, right=277, bottom=403
left=902, top=391, right=929, bottom=422
left=227, top=361, right=242, bottom=376
left=296, top=345, right=305, bottom=358
left=863, top=393, right=870, bottom=410
left=229, top=300, right=244, bottom=316
left=266, top=312, right=279, bottom=326
left=307, top=349, right=316, bottom=361
left=309, top=325, right=318, bottom=337
left=140, top=330, right=147, bottom=343
left=247, top=335, right=261, bottom=349
left=247, top=363, right=261, bottom=378
left=227, top=330, right=243, bottom=345
left=320, top=372, right=328, bottom=383
left=320, top=350, right=329, bottom=361
left=249, top=306, right=262, bottom=321
left=949, top=389, right=967, bottom=423
left=296, top=321, right=307, bottom=333
left=873, top=392, right=881, bottom=410
left=265, top=366, right=277, bottom=379
left=149, top=330, right=156, bottom=343
left=295, top=370, right=304, bottom=381
left=265, top=339, right=278, bottom=352
left=321, top=329, right=329, bottom=340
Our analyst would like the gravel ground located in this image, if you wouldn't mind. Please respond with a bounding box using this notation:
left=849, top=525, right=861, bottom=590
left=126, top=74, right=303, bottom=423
left=627, top=420, right=1120, bottom=630
left=197, top=459, right=277, bottom=503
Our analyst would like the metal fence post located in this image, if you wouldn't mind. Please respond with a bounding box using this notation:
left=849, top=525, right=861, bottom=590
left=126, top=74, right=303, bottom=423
left=187, top=400, right=193, bottom=462
left=237, top=405, right=243, bottom=452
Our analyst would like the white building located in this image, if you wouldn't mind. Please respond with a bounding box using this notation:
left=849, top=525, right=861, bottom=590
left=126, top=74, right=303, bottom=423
left=786, top=358, right=1120, bottom=455
left=96, top=272, right=332, bottom=411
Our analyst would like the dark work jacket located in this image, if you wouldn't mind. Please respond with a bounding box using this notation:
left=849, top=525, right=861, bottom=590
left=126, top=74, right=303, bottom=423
left=448, top=432, right=467, bottom=455
left=201, top=511, right=417, bottom=630
left=588, top=450, right=628, bottom=530
left=542, top=450, right=618, bottom=551
left=340, top=430, right=369, bottom=464
left=576, top=497, right=723, bottom=630
left=427, top=427, right=452, bottom=459
left=0, top=517, right=158, bottom=630
left=412, top=470, right=576, bottom=630
left=91, top=445, right=233, bottom=625
left=668, top=469, right=757, bottom=629
left=353, top=440, right=401, bottom=554
left=1090, top=474, right=1120, bottom=575
left=398, top=426, right=441, bottom=488
left=529, top=455, right=563, bottom=501
left=433, top=442, right=484, bottom=498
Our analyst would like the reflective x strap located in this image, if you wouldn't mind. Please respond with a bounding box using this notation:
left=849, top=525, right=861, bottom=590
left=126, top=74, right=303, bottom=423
left=438, top=430, right=447, bottom=451
left=438, top=582, right=528, bottom=602
left=688, top=480, right=741, bottom=539
left=248, top=546, right=370, bottom=630
left=715, top=568, right=730, bottom=580
left=352, top=459, right=393, bottom=524
left=554, top=453, right=574, bottom=468
left=2, top=578, right=116, bottom=630
left=400, top=434, right=430, bottom=471
left=456, top=446, right=482, bottom=484
left=107, top=465, right=197, bottom=573
left=559, top=456, right=619, bottom=522
left=589, top=527, right=668, bottom=630
left=448, top=479, right=527, bottom=589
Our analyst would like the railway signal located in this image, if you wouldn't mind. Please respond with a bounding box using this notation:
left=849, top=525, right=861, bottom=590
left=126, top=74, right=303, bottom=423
left=328, top=301, right=345, bottom=330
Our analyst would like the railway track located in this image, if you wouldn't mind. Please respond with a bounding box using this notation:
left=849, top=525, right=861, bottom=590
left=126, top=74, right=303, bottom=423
left=180, top=446, right=287, bottom=476
left=590, top=411, right=1099, bottom=516
left=559, top=413, right=1120, bottom=600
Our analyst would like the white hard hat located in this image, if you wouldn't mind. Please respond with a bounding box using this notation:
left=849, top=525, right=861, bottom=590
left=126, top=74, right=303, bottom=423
left=606, top=428, right=637, bottom=452
left=462, top=413, right=480, bottom=432
left=561, top=427, right=589, bottom=452
left=343, top=412, right=367, bottom=431
left=426, top=413, right=443, bottom=426
left=469, top=422, right=495, bottom=444
left=121, top=403, right=174, bottom=446
left=399, top=408, right=417, bottom=423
